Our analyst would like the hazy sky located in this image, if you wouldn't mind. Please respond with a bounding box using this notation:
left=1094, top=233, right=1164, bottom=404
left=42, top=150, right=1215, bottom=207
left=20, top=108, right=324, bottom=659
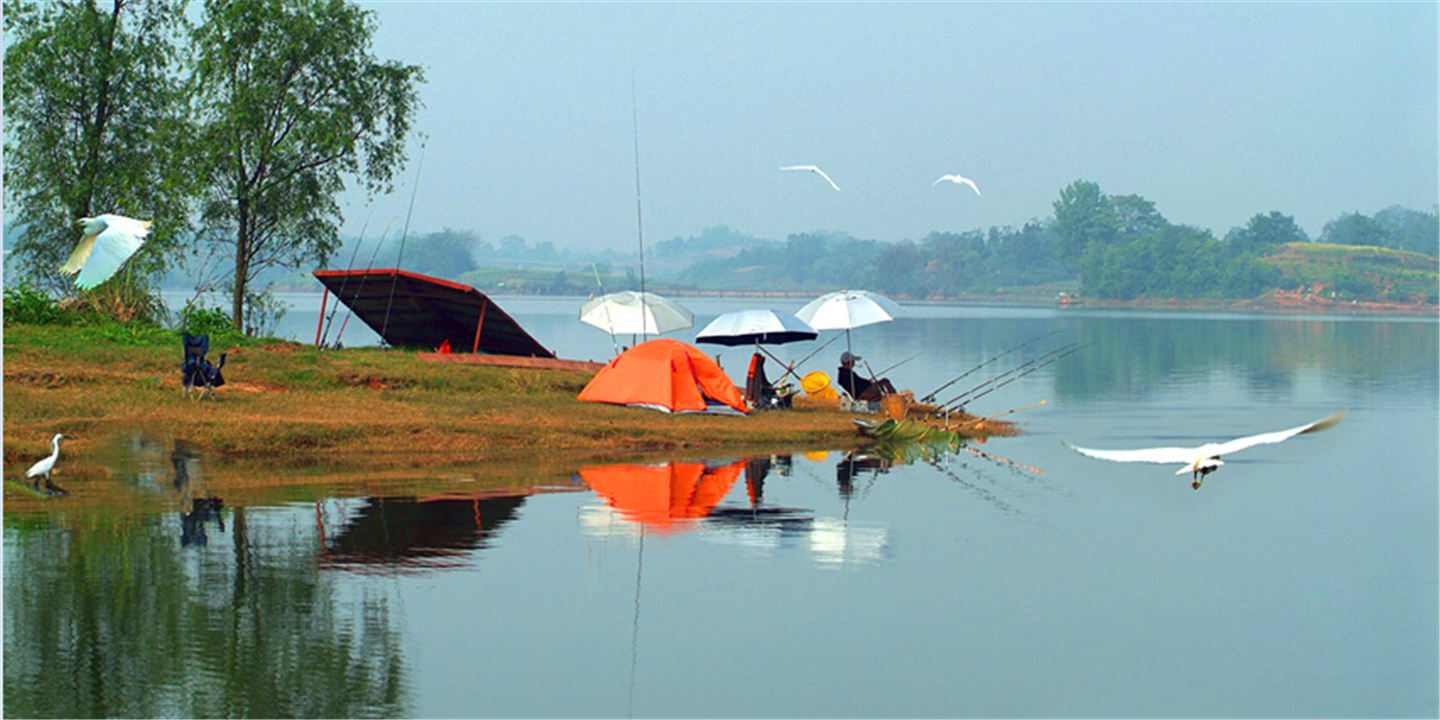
left=342, top=2, right=1438, bottom=253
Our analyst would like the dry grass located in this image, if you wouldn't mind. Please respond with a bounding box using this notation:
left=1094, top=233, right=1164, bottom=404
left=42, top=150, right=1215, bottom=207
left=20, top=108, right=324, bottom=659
left=3, top=323, right=1014, bottom=510
left=3, top=325, right=864, bottom=468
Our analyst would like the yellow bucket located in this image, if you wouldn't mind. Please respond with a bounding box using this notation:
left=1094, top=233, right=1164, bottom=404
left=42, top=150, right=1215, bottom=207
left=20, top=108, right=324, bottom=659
left=802, top=371, right=839, bottom=399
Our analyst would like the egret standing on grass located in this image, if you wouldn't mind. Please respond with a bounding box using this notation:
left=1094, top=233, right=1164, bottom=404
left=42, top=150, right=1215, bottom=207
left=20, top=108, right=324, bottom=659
left=933, top=174, right=981, bottom=195
left=781, top=165, right=842, bottom=192
left=59, top=214, right=152, bottom=289
left=1062, top=410, right=1346, bottom=489
left=25, top=434, right=65, bottom=489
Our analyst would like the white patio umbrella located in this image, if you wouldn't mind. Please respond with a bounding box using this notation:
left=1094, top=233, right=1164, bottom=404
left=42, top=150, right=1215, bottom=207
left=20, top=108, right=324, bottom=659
left=694, top=309, right=818, bottom=347
left=795, top=289, right=903, bottom=356
left=580, top=291, right=694, bottom=352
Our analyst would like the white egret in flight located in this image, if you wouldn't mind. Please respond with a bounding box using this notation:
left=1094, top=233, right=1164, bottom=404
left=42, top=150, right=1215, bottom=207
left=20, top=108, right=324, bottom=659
left=59, top=213, right=152, bottom=289
left=933, top=174, right=981, bottom=195
left=25, top=434, right=65, bottom=488
left=1063, top=410, right=1346, bottom=489
left=780, top=165, right=841, bottom=192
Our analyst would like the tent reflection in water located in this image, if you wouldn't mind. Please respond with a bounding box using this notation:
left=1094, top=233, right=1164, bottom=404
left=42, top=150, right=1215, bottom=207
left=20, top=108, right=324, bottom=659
left=577, top=338, right=747, bottom=414
left=580, top=460, right=746, bottom=533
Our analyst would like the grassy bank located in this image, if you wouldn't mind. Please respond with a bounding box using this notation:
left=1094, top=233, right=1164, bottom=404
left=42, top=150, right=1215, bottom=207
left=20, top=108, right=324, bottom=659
left=3, top=322, right=1021, bottom=507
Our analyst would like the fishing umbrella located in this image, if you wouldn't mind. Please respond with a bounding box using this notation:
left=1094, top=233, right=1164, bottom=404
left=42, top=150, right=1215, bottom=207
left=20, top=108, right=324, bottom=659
left=694, top=309, right=817, bottom=347
left=795, top=289, right=903, bottom=356
left=696, top=310, right=818, bottom=399
left=580, top=291, right=694, bottom=337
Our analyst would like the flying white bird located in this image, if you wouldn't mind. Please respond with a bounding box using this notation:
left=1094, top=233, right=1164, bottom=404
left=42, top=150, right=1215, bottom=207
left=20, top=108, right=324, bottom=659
left=59, top=213, right=152, bottom=289
left=1062, top=409, right=1346, bottom=489
left=25, top=434, right=66, bottom=488
left=780, top=165, right=841, bottom=192
left=933, top=174, right=981, bottom=195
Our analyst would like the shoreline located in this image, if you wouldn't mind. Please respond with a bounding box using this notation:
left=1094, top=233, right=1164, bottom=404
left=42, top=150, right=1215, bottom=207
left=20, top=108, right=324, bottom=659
left=2, top=323, right=1015, bottom=509
left=212, top=284, right=1439, bottom=319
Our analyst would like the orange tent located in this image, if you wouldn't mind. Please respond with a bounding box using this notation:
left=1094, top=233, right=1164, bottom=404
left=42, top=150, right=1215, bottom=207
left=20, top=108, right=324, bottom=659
left=580, top=460, right=745, bottom=532
left=577, top=338, right=747, bottom=413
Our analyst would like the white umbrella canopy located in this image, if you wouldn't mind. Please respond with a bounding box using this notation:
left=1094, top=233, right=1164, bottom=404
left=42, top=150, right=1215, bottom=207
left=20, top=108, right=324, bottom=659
left=579, top=291, right=694, bottom=336
left=795, top=290, right=903, bottom=332
left=695, top=309, right=818, bottom=347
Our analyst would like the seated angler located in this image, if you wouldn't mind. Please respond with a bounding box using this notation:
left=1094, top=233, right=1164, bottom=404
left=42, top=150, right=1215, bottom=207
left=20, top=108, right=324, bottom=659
left=837, top=351, right=896, bottom=401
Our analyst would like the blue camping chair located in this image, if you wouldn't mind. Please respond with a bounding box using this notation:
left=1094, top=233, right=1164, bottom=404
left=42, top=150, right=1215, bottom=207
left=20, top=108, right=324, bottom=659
left=182, top=334, right=227, bottom=400
left=198, top=351, right=227, bottom=401
left=182, top=333, right=209, bottom=399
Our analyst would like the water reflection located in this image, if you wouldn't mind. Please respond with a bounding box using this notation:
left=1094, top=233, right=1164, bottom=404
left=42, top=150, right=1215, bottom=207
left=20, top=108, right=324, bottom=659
left=1057, top=315, right=1440, bottom=400
left=3, top=509, right=409, bottom=718
left=318, top=494, right=529, bottom=574
left=577, top=456, right=893, bottom=569
left=171, top=440, right=225, bottom=547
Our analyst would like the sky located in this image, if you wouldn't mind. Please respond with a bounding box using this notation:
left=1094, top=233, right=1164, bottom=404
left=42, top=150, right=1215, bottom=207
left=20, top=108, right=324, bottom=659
left=340, top=2, right=1438, bottom=254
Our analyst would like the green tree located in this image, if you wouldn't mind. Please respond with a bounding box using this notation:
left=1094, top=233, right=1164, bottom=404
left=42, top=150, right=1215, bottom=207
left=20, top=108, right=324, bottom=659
left=1374, top=205, right=1439, bottom=257
left=1052, top=180, right=1115, bottom=259
left=402, top=228, right=480, bottom=279
left=2, top=0, right=193, bottom=292
left=873, top=240, right=926, bottom=297
left=1320, top=211, right=1385, bottom=247
left=1109, top=194, right=1167, bottom=241
left=189, top=0, right=424, bottom=331
left=1225, top=211, right=1309, bottom=255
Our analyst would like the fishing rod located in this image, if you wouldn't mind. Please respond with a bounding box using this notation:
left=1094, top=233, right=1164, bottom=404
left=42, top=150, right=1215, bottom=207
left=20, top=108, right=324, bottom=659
left=942, top=343, right=1079, bottom=410
left=946, top=344, right=1086, bottom=411
left=875, top=353, right=921, bottom=377
left=630, top=72, right=648, bottom=343
left=318, top=212, right=373, bottom=348
left=955, top=399, right=1048, bottom=428
left=921, top=330, right=1062, bottom=402
left=381, top=140, right=426, bottom=345
left=591, top=263, right=619, bottom=358
left=333, top=219, right=398, bottom=349
left=771, top=332, right=843, bottom=387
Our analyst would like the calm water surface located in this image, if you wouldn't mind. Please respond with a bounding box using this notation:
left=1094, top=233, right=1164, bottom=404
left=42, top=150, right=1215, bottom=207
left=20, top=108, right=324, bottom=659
left=5, top=296, right=1437, bottom=718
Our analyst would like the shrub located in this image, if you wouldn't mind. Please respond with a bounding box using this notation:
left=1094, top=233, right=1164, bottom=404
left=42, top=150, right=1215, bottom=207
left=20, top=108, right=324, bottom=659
left=3, top=282, right=66, bottom=325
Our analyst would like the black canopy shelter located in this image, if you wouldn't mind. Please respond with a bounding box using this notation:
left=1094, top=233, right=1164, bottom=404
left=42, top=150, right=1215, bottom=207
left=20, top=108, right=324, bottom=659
left=313, top=268, right=555, bottom=358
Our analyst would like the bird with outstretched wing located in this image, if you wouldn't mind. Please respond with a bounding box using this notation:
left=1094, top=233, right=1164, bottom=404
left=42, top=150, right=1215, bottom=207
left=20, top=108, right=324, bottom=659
left=1063, top=409, right=1346, bottom=488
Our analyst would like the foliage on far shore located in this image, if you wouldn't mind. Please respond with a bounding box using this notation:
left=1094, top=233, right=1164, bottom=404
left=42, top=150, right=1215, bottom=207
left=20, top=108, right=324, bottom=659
left=1266, top=242, right=1439, bottom=304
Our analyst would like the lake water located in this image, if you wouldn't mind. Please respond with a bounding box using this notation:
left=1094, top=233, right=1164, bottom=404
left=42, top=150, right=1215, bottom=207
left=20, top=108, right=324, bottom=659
left=5, top=295, right=1438, bottom=718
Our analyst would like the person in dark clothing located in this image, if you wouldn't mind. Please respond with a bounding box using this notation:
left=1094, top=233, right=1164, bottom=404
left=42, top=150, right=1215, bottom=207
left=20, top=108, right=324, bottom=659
left=746, top=352, right=792, bottom=410
left=837, top=351, right=895, bottom=401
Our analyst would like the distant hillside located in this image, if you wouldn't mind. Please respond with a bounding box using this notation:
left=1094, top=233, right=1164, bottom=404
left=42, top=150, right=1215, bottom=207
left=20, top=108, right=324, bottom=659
left=1264, top=242, right=1438, bottom=305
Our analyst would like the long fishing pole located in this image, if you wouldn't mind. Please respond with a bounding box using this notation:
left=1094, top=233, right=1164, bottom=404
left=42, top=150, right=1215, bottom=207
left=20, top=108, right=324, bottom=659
left=381, top=141, right=427, bottom=345
left=770, top=332, right=846, bottom=388
left=942, top=343, right=1079, bottom=409
left=630, top=71, right=648, bottom=342
left=318, top=212, right=373, bottom=348
left=956, top=399, right=1048, bottom=428
left=798, top=332, right=843, bottom=366
left=875, top=353, right=921, bottom=377
left=922, top=330, right=1062, bottom=402
left=947, top=344, right=1086, bottom=411
left=334, top=219, right=398, bottom=348
left=591, top=263, right=619, bottom=357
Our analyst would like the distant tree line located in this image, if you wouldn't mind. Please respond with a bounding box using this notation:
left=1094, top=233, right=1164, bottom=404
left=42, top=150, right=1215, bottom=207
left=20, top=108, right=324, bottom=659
left=651, top=183, right=1435, bottom=302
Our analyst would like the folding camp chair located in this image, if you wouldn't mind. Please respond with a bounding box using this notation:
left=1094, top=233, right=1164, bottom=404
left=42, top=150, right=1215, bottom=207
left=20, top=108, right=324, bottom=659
left=197, top=352, right=227, bottom=401
left=182, top=333, right=209, bottom=400
left=745, top=353, right=793, bottom=410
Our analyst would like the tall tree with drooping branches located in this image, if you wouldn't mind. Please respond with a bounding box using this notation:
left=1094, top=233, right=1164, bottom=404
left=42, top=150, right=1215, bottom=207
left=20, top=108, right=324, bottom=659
left=188, top=0, right=423, bottom=331
left=3, top=0, right=193, bottom=294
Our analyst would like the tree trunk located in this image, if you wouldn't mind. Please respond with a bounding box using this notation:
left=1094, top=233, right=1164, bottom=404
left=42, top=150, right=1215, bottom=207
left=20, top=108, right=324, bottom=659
left=232, top=201, right=249, bottom=332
